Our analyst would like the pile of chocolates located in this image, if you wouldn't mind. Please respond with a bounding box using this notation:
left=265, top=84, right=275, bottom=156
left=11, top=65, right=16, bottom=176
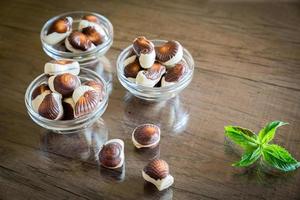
left=124, top=36, right=188, bottom=87
left=99, top=124, right=173, bottom=191
left=43, top=15, right=107, bottom=53
left=31, top=59, right=105, bottom=120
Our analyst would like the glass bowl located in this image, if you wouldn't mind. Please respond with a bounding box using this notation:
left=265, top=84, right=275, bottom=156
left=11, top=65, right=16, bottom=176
left=117, top=40, right=194, bottom=101
left=25, top=68, right=109, bottom=133
left=40, top=11, right=113, bottom=67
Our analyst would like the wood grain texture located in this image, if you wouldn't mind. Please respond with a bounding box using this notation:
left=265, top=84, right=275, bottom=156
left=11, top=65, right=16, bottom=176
left=0, top=0, right=300, bottom=199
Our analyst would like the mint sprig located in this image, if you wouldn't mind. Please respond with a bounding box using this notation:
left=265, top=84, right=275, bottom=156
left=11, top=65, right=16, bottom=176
left=225, top=121, right=300, bottom=172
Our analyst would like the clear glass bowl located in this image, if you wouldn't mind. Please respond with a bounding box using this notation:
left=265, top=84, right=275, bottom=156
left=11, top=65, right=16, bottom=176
left=117, top=40, right=194, bottom=101
left=40, top=11, right=113, bottom=67
left=24, top=68, right=109, bottom=134
left=40, top=118, right=108, bottom=162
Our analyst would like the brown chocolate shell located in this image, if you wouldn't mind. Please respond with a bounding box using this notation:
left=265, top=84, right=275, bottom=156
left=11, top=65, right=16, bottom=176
left=124, top=58, right=141, bottom=78
left=84, top=80, right=105, bottom=101
left=155, top=41, right=180, bottom=63
left=133, top=124, right=160, bottom=145
left=74, top=90, right=99, bottom=117
left=164, top=61, right=187, bottom=82
left=38, top=93, right=62, bottom=120
left=53, top=73, right=80, bottom=97
left=48, top=17, right=72, bottom=35
left=68, top=31, right=93, bottom=51
left=143, top=159, right=169, bottom=180
left=133, top=36, right=154, bottom=55
left=143, top=62, right=166, bottom=80
left=82, top=26, right=103, bottom=45
left=32, top=84, right=50, bottom=100
left=62, top=101, right=75, bottom=120
left=99, top=142, right=122, bottom=168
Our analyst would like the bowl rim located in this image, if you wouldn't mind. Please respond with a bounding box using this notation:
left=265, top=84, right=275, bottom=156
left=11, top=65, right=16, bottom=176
left=24, top=67, right=109, bottom=131
left=116, top=39, right=195, bottom=93
left=40, top=11, right=114, bottom=58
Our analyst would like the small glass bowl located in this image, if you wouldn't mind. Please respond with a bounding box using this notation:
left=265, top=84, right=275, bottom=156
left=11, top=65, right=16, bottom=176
left=25, top=68, right=109, bottom=134
left=40, top=11, right=113, bottom=67
left=117, top=40, right=194, bottom=101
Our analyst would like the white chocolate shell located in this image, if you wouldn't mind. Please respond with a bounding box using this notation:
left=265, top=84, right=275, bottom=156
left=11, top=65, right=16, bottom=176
left=72, top=86, right=99, bottom=118
left=48, top=73, right=81, bottom=97
left=99, top=139, right=124, bottom=169
left=161, top=77, right=175, bottom=87
left=65, top=31, right=96, bottom=53
left=142, top=159, right=174, bottom=191
left=132, top=124, right=160, bottom=149
left=133, top=36, right=156, bottom=69
left=142, top=171, right=174, bottom=191
left=44, top=59, right=80, bottom=76
left=37, top=93, right=64, bottom=120
left=139, top=52, right=156, bottom=69
left=124, top=54, right=137, bottom=67
left=155, top=40, right=183, bottom=67
left=44, top=17, right=73, bottom=45
left=135, top=62, right=166, bottom=87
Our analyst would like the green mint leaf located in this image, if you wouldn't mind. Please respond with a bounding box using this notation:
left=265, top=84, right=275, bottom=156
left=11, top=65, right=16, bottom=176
left=225, top=126, right=258, bottom=150
left=233, top=147, right=261, bottom=167
left=258, top=121, right=288, bottom=144
left=262, top=144, right=300, bottom=172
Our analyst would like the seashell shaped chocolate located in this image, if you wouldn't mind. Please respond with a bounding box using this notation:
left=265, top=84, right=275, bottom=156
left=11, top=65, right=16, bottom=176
left=44, top=59, right=80, bottom=76
left=30, top=59, right=106, bottom=121
left=48, top=73, right=81, bottom=97
left=142, top=159, right=174, bottom=191
left=161, top=60, right=187, bottom=87
left=155, top=40, right=183, bottom=67
left=31, top=84, right=51, bottom=101
left=65, top=31, right=96, bottom=53
left=83, top=80, right=105, bottom=101
left=32, top=88, right=64, bottom=120
left=99, top=139, right=124, bottom=169
left=132, top=124, right=160, bottom=149
left=123, top=37, right=189, bottom=88
left=124, top=58, right=141, bottom=80
left=32, top=84, right=51, bottom=112
left=133, top=36, right=156, bottom=69
left=78, top=15, right=107, bottom=43
left=136, top=62, right=166, bottom=87
left=82, top=26, right=104, bottom=45
left=44, top=17, right=73, bottom=45
left=72, top=85, right=99, bottom=118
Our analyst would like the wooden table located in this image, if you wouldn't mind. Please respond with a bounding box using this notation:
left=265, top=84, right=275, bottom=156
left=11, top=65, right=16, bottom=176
left=0, top=1, right=300, bottom=199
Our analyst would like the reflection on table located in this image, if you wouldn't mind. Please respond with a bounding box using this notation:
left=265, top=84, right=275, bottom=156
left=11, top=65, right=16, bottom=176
left=40, top=118, right=108, bottom=164
left=123, top=93, right=190, bottom=135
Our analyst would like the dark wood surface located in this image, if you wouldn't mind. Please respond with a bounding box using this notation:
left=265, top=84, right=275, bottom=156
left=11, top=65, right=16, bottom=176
left=0, top=0, right=300, bottom=199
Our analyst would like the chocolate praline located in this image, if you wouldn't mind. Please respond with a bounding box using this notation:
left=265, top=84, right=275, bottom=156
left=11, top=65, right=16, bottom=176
left=132, top=124, right=160, bottom=148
